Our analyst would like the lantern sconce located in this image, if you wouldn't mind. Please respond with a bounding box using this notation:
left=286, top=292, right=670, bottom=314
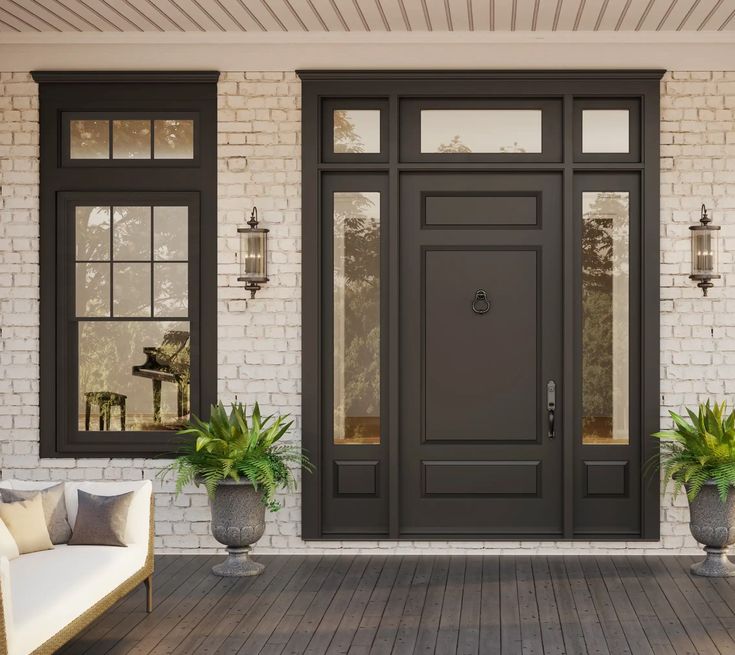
left=237, top=207, right=269, bottom=299
left=689, top=204, right=721, bottom=297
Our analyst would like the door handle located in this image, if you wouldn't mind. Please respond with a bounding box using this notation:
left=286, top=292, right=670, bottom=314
left=546, top=380, right=556, bottom=439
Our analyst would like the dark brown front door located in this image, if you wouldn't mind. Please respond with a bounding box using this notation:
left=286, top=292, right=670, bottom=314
left=399, top=172, right=563, bottom=536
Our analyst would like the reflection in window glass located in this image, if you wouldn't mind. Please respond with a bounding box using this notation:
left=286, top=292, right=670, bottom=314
left=113, top=206, right=151, bottom=261
left=154, top=120, right=194, bottom=159
left=78, top=321, right=189, bottom=431
left=113, top=263, right=151, bottom=317
left=154, top=206, right=188, bottom=260
left=582, top=191, right=629, bottom=445
left=333, top=110, right=381, bottom=154
left=113, top=120, right=151, bottom=159
left=421, top=110, right=542, bottom=153
left=154, top=263, right=188, bottom=317
left=76, top=206, right=110, bottom=261
left=582, top=110, right=629, bottom=153
left=333, top=191, right=380, bottom=445
left=70, top=120, right=109, bottom=159
left=76, top=263, right=109, bottom=317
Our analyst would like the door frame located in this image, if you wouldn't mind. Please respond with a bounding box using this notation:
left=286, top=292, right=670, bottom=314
left=299, top=70, right=664, bottom=541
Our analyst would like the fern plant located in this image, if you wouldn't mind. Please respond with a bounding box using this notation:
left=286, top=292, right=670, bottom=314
left=161, top=402, right=313, bottom=512
left=651, top=401, right=735, bottom=502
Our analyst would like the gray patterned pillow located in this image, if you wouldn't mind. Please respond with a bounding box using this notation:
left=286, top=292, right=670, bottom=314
left=0, top=483, right=72, bottom=544
left=68, top=489, right=134, bottom=547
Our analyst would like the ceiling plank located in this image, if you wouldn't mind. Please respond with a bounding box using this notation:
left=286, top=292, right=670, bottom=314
left=4, top=0, right=61, bottom=30
left=54, top=0, right=122, bottom=30
left=0, top=7, right=41, bottom=30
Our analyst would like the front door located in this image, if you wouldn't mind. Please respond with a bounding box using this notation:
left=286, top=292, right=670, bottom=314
left=399, top=172, right=563, bottom=536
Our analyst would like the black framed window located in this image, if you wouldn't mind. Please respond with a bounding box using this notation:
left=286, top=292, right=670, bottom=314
left=33, top=71, right=218, bottom=457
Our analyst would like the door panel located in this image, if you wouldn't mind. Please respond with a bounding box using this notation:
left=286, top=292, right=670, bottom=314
left=424, top=249, right=539, bottom=441
left=399, top=172, right=563, bottom=536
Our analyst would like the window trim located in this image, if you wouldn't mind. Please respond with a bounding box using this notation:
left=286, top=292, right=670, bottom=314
left=34, top=70, right=218, bottom=458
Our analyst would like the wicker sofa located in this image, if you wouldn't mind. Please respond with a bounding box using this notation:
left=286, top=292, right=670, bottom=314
left=0, top=480, right=154, bottom=655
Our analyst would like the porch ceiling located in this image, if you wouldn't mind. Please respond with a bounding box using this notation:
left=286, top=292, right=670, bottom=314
left=1, top=0, right=734, bottom=33
left=1, top=0, right=735, bottom=71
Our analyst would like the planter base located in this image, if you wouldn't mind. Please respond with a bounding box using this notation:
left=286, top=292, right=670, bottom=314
left=212, top=546, right=265, bottom=577
left=691, top=546, right=735, bottom=577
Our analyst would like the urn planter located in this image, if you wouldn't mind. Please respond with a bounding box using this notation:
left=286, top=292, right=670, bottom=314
left=209, top=479, right=266, bottom=577
left=688, top=481, right=735, bottom=577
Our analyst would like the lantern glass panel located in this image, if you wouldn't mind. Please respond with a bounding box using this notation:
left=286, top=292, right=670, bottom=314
left=239, top=230, right=267, bottom=282
left=691, top=229, right=719, bottom=277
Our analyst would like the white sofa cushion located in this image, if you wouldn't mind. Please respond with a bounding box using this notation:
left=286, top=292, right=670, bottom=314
left=9, top=544, right=147, bottom=655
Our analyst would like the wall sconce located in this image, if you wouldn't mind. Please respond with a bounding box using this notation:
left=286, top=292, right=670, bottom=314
left=238, top=207, right=269, bottom=298
left=689, top=204, right=721, bottom=296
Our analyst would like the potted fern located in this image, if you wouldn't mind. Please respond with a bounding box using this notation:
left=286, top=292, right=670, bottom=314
left=162, top=402, right=312, bottom=577
left=653, top=401, right=735, bottom=577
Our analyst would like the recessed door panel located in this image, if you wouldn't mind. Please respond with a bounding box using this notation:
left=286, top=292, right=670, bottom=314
left=400, top=172, right=563, bottom=536
left=424, top=249, right=538, bottom=441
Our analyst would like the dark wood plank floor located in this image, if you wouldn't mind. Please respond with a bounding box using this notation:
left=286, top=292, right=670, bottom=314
left=60, top=555, right=735, bottom=655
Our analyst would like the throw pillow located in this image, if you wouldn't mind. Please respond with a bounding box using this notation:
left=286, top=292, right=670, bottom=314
left=0, top=494, right=53, bottom=555
left=68, top=489, right=134, bottom=547
left=0, top=482, right=72, bottom=544
left=0, top=519, right=19, bottom=560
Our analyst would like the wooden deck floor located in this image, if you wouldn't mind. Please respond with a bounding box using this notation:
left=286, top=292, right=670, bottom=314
left=59, top=554, right=735, bottom=655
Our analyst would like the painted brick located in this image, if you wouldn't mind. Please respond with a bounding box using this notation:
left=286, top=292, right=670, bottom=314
left=1, top=70, right=733, bottom=555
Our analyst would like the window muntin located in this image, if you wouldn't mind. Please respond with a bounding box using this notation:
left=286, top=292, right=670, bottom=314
left=420, top=109, right=543, bottom=154
left=581, top=191, right=630, bottom=446
left=333, top=191, right=381, bottom=445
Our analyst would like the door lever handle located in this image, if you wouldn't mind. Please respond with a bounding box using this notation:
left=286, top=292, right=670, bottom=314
left=546, top=380, right=556, bottom=439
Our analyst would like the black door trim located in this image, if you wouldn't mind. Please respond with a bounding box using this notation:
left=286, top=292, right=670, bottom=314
left=300, top=70, right=663, bottom=541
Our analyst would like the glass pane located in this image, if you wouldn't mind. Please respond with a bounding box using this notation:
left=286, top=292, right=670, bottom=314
left=78, top=321, right=189, bottom=432
left=112, top=120, right=151, bottom=159
left=113, top=206, right=151, bottom=261
left=113, top=263, right=151, bottom=317
left=70, top=120, right=109, bottom=159
left=153, top=206, right=188, bottom=260
left=154, top=120, right=194, bottom=159
left=76, top=263, right=110, bottom=317
left=582, top=191, right=630, bottom=445
left=76, top=206, right=110, bottom=261
left=154, top=263, right=188, bottom=317
left=333, top=191, right=380, bottom=445
left=582, top=110, right=629, bottom=153
left=420, top=110, right=542, bottom=153
left=333, top=110, right=381, bottom=154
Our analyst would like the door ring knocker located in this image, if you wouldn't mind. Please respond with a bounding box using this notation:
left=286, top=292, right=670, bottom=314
left=472, top=289, right=490, bottom=315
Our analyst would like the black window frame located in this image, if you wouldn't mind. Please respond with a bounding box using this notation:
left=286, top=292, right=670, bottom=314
left=34, top=71, right=219, bottom=458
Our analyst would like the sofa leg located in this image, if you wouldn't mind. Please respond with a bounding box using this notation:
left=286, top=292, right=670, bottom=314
left=144, top=575, right=153, bottom=613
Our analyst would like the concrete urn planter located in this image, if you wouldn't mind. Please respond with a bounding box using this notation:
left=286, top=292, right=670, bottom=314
left=688, top=481, right=735, bottom=577
left=209, top=479, right=266, bottom=577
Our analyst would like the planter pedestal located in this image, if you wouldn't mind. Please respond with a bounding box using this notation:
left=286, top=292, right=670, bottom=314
left=212, top=546, right=265, bottom=577
left=691, top=546, right=735, bottom=577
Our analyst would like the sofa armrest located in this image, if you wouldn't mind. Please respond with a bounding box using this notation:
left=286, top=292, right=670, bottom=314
left=0, top=556, right=13, bottom=655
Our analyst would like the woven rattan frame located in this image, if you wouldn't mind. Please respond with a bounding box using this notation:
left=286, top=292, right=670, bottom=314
left=0, top=496, right=155, bottom=655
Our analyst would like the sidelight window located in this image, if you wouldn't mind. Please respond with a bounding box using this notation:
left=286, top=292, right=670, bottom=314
left=333, top=191, right=381, bottom=445
left=581, top=191, right=630, bottom=446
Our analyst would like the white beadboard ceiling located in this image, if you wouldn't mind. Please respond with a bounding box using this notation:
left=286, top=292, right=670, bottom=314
left=0, top=0, right=733, bottom=32
left=1, top=0, right=734, bottom=70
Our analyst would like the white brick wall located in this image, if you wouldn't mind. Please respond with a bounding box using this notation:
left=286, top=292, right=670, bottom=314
left=1, top=70, right=732, bottom=555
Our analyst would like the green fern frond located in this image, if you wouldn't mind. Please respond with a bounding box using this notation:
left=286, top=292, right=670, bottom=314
left=157, top=401, right=313, bottom=512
